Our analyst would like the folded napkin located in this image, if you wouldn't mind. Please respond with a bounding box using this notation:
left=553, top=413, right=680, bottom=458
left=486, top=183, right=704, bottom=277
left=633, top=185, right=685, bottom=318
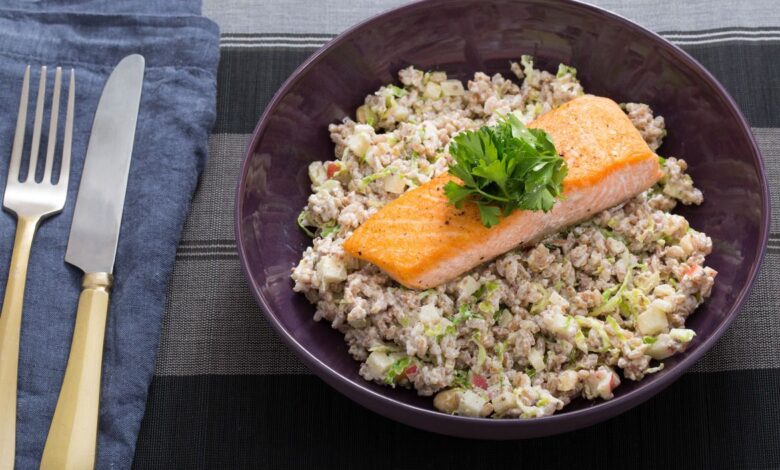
left=0, top=2, right=219, bottom=468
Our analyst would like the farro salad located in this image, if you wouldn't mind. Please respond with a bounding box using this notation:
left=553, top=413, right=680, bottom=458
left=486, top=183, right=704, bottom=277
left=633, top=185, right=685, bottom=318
left=292, top=57, right=716, bottom=419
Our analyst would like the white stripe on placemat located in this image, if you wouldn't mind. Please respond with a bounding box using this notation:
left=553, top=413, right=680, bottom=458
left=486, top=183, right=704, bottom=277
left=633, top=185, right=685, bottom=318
left=220, top=42, right=327, bottom=49
left=224, top=29, right=780, bottom=41
left=221, top=35, right=333, bottom=42
left=220, top=35, right=331, bottom=48
left=217, top=32, right=780, bottom=50
left=661, top=28, right=780, bottom=38
left=671, top=36, right=780, bottom=46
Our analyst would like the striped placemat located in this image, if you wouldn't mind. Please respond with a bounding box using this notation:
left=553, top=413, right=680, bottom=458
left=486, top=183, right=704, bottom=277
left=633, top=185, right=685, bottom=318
left=134, top=1, right=780, bottom=467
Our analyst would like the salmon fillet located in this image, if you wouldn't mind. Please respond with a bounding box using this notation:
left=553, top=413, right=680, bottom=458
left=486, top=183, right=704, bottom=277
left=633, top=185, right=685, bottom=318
left=343, top=95, right=663, bottom=289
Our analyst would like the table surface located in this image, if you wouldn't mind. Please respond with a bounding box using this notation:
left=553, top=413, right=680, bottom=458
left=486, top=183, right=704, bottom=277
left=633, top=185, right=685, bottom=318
left=134, top=1, right=780, bottom=468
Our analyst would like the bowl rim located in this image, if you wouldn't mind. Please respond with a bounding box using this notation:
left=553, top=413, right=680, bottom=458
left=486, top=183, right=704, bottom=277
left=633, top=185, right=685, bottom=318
left=235, top=0, right=770, bottom=438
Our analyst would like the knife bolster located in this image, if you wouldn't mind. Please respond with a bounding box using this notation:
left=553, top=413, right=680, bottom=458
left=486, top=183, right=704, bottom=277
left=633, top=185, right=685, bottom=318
left=82, top=272, right=113, bottom=291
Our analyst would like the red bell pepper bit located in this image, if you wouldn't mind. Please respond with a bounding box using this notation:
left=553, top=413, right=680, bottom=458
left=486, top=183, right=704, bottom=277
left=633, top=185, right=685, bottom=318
left=326, top=162, right=340, bottom=179
left=471, top=374, right=488, bottom=390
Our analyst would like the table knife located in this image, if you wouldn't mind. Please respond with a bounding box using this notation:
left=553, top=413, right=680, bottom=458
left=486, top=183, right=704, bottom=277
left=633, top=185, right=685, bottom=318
left=40, top=54, right=145, bottom=470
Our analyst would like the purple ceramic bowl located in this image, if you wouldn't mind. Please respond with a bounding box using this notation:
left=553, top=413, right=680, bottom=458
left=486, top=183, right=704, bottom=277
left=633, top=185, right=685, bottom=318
left=235, top=0, right=769, bottom=439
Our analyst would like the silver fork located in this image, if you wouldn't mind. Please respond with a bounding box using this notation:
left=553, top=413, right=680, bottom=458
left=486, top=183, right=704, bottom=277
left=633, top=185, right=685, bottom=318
left=0, top=65, right=75, bottom=469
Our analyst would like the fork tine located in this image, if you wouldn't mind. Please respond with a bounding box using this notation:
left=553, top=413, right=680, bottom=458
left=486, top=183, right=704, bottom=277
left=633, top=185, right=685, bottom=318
left=58, top=69, right=75, bottom=187
left=42, top=67, right=62, bottom=184
left=8, top=66, right=30, bottom=182
left=25, top=66, right=47, bottom=183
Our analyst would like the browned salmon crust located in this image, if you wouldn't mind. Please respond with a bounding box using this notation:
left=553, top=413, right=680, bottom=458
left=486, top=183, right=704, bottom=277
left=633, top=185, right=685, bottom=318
left=344, top=96, right=663, bottom=289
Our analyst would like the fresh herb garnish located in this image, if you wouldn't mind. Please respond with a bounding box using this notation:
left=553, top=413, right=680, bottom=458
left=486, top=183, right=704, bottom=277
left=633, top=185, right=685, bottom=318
left=443, top=114, right=567, bottom=228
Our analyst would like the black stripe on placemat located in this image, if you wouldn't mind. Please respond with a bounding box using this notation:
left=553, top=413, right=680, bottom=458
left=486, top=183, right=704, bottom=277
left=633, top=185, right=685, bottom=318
left=683, top=43, right=780, bottom=128
left=215, top=47, right=318, bottom=134
left=213, top=43, right=780, bottom=134
left=134, top=370, right=780, bottom=469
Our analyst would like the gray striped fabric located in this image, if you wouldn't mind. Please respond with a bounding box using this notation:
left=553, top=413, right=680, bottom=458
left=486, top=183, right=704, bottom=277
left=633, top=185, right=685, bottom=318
left=203, top=0, right=780, bottom=35
left=156, top=0, right=780, bottom=378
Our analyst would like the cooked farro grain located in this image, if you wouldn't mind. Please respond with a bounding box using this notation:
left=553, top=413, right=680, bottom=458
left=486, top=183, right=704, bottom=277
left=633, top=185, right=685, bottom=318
left=291, top=57, right=716, bottom=419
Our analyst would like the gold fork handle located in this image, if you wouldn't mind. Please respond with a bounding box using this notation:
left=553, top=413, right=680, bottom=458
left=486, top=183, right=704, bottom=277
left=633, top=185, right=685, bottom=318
left=40, top=272, right=112, bottom=470
left=0, top=215, right=40, bottom=470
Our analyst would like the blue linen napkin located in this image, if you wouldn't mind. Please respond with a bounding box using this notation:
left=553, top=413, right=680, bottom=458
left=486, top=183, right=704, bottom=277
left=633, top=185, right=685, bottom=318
left=0, top=2, right=219, bottom=468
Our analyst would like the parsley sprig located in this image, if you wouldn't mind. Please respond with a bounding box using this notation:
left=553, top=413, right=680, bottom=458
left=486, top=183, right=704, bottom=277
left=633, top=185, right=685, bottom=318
left=444, top=114, right=567, bottom=228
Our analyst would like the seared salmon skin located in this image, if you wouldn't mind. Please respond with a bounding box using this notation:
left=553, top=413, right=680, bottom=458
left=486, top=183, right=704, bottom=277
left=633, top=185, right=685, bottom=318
left=343, top=95, right=663, bottom=289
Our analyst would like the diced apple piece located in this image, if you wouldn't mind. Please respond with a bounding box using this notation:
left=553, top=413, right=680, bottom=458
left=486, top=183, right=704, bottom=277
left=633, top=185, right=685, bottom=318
left=636, top=304, right=669, bottom=336
left=440, top=79, right=465, bottom=96
left=382, top=173, right=406, bottom=194
left=457, top=390, right=487, bottom=417
left=647, top=328, right=695, bottom=360
left=557, top=370, right=579, bottom=392
left=649, top=298, right=673, bottom=313
left=528, top=348, right=546, bottom=372
left=583, top=366, right=619, bottom=400
left=423, top=82, right=442, bottom=99
left=392, top=105, right=409, bottom=121
left=308, top=161, right=327, bottom=186
left=491, top=390, right=518, bottom=415
left=497, top=309, right=512, bottom=327
left=354, top=124, right=374, bottom=134
left=365, top=351, right=394, bottom=378
left=418, top=304, right=442, bottom=325
left=356, top=105, right=369, bottom=124
left=316, top=255, right=347, bottom=284
left=646, top=334, right=675, bottom=360
left=652, top=283, right=676, bottom=298
left=347, top=131, right=371, bottom=157
left=457, top=275, right=480, bottom=298
left=317, top=179, right=341, bottom=193
left=670, top=328, right=696, bottom=343
left=543, top=311, right=575, bottom=339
